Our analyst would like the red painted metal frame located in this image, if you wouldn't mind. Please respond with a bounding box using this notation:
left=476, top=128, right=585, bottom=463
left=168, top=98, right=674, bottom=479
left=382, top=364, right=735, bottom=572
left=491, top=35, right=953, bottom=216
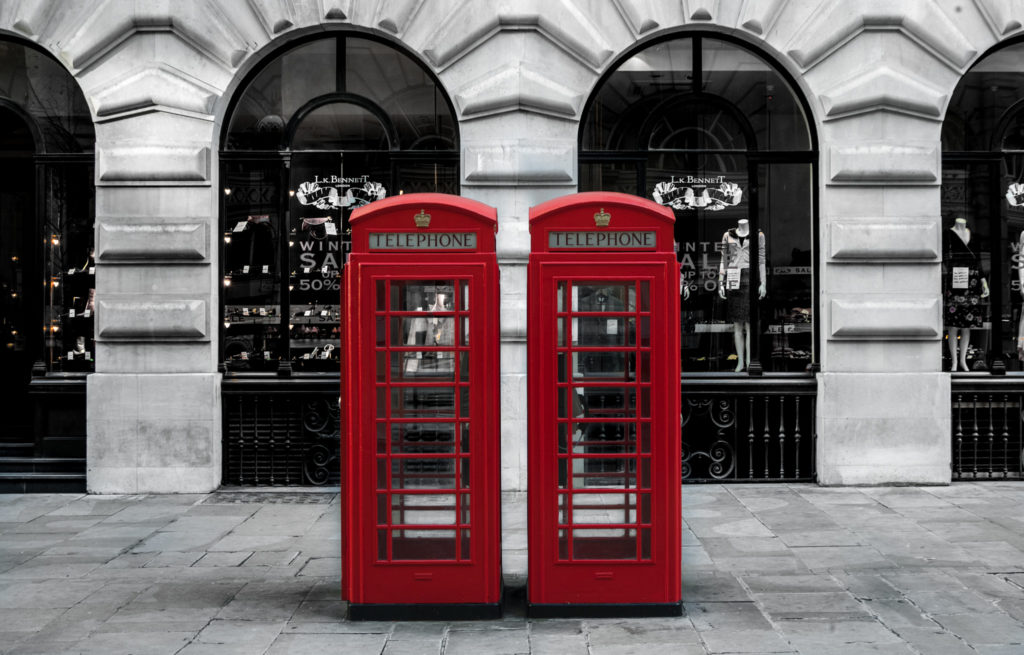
left=342, top=194, right=501, bottom=607
left=528, top=192, right=681, bottom=608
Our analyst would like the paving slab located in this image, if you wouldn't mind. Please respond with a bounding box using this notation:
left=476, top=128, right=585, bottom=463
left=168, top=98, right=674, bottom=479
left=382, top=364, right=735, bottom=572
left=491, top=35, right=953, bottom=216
left=699, top=628, right=795, bottom=653
left=687, top=601, right=774, bottom=631
left=1, top=485, right=1024, bottom=653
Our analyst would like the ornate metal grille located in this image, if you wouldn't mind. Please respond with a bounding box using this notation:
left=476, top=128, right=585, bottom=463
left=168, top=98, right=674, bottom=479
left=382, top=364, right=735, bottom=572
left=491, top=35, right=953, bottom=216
left=222, top=378, right=340, bottom=486
left=952, top=379, right=1024, bottom=480
left=681, top=377, right=816, bottom=482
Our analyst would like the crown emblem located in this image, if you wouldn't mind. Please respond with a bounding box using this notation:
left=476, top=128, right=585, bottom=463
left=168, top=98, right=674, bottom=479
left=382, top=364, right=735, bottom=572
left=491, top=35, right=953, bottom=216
left=594, top=207, right=611, bottom=227
left=414, top=209, right=431, bottom=228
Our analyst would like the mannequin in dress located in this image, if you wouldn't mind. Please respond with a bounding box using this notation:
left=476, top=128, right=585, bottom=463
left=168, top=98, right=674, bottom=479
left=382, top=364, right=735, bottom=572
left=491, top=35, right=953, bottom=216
left=945, top=218, right=990, bottom=371
left=718, top=219, right=766, bottom=372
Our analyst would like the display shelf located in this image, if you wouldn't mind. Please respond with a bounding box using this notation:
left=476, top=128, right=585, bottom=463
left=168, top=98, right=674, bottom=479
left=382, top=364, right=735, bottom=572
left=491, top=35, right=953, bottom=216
left=289, top=339, right=341, bottom=348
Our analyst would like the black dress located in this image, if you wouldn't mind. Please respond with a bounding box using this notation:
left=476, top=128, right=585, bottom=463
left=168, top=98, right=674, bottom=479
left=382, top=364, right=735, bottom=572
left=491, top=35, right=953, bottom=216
left=943, top=228, right=986, bottom=329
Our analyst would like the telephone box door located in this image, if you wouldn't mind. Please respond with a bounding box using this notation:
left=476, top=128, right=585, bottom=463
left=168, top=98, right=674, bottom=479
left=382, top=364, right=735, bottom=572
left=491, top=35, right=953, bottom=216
left=528, top=193, right=681, bottom=616
left=342, top=195, right=500, bottom=620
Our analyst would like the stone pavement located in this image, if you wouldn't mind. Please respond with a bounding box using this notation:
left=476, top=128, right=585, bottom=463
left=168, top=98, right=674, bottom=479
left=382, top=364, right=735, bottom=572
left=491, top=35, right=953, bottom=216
left=3, top=484, right=1024, bottom=654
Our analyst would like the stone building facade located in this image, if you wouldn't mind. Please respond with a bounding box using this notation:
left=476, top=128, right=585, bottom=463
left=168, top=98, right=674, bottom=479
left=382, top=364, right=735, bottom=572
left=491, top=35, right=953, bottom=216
left=1, top=0, right=1023, bottom=580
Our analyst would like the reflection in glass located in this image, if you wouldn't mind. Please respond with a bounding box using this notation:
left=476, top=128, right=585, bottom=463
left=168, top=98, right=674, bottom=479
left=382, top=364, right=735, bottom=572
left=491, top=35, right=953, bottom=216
left=390, top=529, right=457, bottom=561
left=572, top=317, right=634, bottom=347
left=572, top=284, right=636, bottom=312
left=571, top=421, right=639, bottom=454
left=573, top=459, right=638, bottom=488
left=222, top=161, right=283, bottom=371
left=390, top=494, right=456, bottom=525
left=390, top=280, right=456, bottom=316
left=580, top=33, right=816, bottom=374
left=389, top=422, right=457, bottom=455
left=391, top=316, right=455, bottom=347
left=390, top=458, right=456, bottom=489
left=570, top=351, right=635, bottom=381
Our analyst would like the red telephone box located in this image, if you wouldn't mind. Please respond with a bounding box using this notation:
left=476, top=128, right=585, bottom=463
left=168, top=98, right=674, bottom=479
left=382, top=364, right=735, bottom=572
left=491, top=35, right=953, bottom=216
left=527, top=192, right=681, bottom=617
left=342, top=194, right=501, bottom=620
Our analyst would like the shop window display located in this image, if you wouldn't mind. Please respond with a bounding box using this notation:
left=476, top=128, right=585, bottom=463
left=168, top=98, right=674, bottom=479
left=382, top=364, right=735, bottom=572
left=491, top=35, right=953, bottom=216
left=0, top=39, right=95, bottom=444
left=942, top=40, right=1024, bottom=372
left=221, top=34, right=458, bottom=373
left=580, top=35, right=815, bottom=373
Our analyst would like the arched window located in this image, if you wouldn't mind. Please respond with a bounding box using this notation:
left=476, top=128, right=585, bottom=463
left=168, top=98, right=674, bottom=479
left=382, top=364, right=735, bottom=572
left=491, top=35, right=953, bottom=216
left=220, top=34, right=458, bottom=373
left=941, top=40, right=1024, bottom=373
left=0, top=38, right=95, bottom=446
left=580, top=34, right=816, bottom=374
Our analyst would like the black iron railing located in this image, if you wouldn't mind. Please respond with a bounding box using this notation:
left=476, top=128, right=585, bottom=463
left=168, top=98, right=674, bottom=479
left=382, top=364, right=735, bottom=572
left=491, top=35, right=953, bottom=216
left=952, top=376, right=1024, bottom=480
left=681, top=375, right=817, bottom=482
left=222, top=374, right=818, bottom=487
left=222, top=376, right=340, bottom=486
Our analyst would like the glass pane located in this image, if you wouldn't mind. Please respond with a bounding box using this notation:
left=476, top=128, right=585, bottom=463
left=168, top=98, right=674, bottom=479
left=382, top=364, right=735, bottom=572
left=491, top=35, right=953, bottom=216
left=391, top=317, right=455, bottom=346
left=702, top=38, right=810, bottom=151
left=390, top=422, right=457, bottom=454
left=0, top=42, right=94, bottom=153
left=223, top=160, right=282, bottom=372
left=346, top=38, right=457, bottom=151
left=647, top=158, right=815, bottom=373
left=40, top=162, right=95, bottom=374
left=581, top=39, right=693, bottom=150
left=573, top=459, right=638, bottom=488
left=756, top=164, right=814, bottom=372
left=942, top=161, right=996, bottom=371
left=572, top=317, right=634, bottom=347
left=580, top=36, right=809, bottom=152
left=390, top=494, right=456, bottom=525
left=0, top=150, right=35, bottom=438
left=391, top=387, right=456, bottom=417
left=572, top=529, right=637, bottom=560
left=572, top=422, right=638, bottom=454
left=225, top=38, right=337, bottom=150
left=291, top=103, right=390, bottom=151
left=391, top=351, right=456, bottom=381
left=572, top=283, right=636, bottom=312
left=395, top=161, right=459, bottom=194
left=571, top=351, right=635, bottom=381
left=944, top=42, right=1024, bottom=152
left=571, top=388, right=642, bottom=418
left=1004, top=156, right=1024, bottom=371
left=288, top=153, right=388, bottom=370
left=460, top=530, right=471, bottom=560
left=390, top=280, right=455, bottom=311
left=391, top=529, right=457, bottom=561
left=579, top=161, right=639, bottom=195
left=571, top=492, right=638, bottom=523
left=390, top=458, right=456, bottom=489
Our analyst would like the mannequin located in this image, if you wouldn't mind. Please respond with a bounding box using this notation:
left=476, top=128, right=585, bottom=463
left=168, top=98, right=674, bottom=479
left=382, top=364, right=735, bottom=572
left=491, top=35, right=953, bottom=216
left=944, top=217, right=990, bottom=371
left=718, top=219, right=766, bottom=372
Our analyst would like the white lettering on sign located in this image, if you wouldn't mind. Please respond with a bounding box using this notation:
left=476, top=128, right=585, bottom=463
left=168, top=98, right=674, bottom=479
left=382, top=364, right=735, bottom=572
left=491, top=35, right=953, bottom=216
left=548, top=231, right=657, bottom=249
left=368, top=232, right=478, bottom=250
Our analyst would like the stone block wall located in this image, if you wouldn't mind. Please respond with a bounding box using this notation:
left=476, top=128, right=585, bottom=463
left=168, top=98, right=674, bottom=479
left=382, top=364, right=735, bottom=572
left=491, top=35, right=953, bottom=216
left=2, top=0, right=1021, bottom=575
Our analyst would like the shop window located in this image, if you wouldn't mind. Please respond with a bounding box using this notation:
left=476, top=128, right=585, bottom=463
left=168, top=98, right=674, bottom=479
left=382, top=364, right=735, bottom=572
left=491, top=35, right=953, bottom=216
left=942, top=40, right=1024, bottom=373
left=580, top=35, right=816, bottom=374
left=0, top=39, right=94, bottom=442
left=221, top=34, right=458, bottom=373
